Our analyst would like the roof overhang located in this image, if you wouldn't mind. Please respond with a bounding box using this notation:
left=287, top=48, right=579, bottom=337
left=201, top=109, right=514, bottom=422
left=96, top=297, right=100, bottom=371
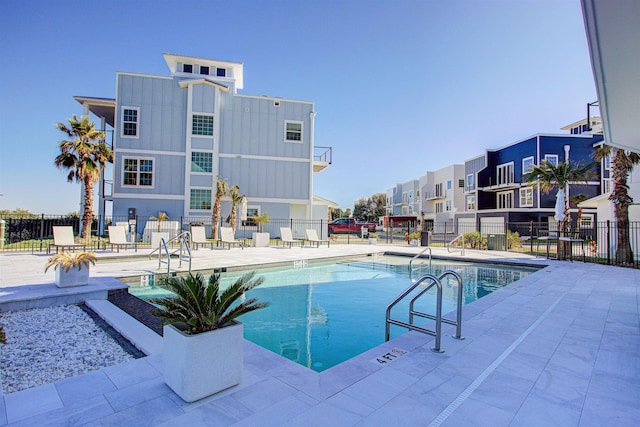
left=178, top=78, right=230, bottom=92
left=313, top=195, right=337, bottom=207
left=581, top=0, right=640, bottom=152
left=578, top=192, right=611, bottom=208
left=73, top=96, right=116, bottom=127
left=163, top=53, right=244, bottom=90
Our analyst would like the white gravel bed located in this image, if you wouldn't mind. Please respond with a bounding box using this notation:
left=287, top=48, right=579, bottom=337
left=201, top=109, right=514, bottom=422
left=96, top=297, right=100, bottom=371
left=0, top=304, right=134, bottom=394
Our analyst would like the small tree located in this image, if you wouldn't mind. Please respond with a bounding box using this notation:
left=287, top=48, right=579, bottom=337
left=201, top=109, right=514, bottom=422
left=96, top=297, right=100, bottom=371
left=211, top=175, right=228, bottom=240
left=55, top=115, right=113, bottom=240
left=228, top=185, right=243, bottom=233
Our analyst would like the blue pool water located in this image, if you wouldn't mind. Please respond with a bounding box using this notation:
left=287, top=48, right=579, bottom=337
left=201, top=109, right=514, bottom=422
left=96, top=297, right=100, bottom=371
left=130, top=255, right=538, bottom=372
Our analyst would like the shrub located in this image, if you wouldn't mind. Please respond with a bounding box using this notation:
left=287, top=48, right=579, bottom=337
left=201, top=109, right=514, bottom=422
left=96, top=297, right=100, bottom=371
left=507, top=230, right=521, bottom=249
left=463, top=231, right=486, bottom=249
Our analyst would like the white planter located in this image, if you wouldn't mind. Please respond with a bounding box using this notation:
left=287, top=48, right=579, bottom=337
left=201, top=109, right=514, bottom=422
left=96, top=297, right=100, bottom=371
left=410, top=239, right=419, bottom=246
left=55, top=266, right=90, bottom=287
left=252, top=232, right=270, bottom=247
left=151, top=231, right=170, bottom=250
left=163, top=322, right=243, bottom=402
left=368, top=238, right=378, bottom=245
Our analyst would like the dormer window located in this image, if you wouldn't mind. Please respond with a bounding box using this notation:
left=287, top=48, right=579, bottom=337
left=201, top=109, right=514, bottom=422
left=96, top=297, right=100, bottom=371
left=183, top=64, right=193, bottom=73
left=200, top=66, right=209, bottom=75
left=216, top=68, right=226, bottom=77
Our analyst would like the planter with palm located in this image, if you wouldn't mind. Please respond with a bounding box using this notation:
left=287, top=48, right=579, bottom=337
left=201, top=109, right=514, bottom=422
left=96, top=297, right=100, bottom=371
left=150, top=271, right=268, bottom=402
left=55, top=115, right=113, bottom=241
left=252, top=213, right=270, bottom=247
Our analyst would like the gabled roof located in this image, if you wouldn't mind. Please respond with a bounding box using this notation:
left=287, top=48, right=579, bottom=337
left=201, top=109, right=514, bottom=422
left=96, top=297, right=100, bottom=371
left=177, top=78, right=230, bottom=92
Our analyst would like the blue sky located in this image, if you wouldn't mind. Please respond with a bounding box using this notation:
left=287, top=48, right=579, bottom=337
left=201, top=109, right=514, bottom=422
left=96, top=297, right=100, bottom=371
left=0, top=0, right=596, bottom=214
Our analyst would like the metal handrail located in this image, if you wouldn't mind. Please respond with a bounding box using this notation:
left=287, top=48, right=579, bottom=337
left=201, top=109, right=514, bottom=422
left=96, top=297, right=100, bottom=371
left=409, top=270, right=464, bottom=340
left=409, top=246, right=432, bottom=281
left=447, top=233, right=465, bottom=255
left=155, top=231, right=192, bottom=274
left=385, top=273, right=444, bottom=352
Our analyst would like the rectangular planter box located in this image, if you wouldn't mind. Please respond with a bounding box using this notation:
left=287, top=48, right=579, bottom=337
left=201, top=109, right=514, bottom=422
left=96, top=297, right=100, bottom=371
left=163, top=322, right=243, bottom=402
left=252, top=232, right=270, bottom=247
left=55, top=266, right=89, bottom=287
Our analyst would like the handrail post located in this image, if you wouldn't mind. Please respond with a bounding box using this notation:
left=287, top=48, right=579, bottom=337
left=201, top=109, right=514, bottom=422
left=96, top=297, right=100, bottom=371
left=433, top=281, right=443, bottom=352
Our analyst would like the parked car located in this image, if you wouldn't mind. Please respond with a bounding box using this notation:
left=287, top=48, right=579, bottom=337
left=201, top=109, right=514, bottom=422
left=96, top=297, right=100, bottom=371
left=328, top=218, right=377, bottom=237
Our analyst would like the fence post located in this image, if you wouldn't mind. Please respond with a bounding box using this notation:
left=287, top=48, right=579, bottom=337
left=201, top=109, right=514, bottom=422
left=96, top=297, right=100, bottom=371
left=606, top=220, right=611, bottom=265
left=40, top=213, right=45, bottom=252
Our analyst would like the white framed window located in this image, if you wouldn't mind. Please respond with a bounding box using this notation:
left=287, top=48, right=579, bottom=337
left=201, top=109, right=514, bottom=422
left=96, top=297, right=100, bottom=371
left=199, top=66, right=210, bottom=75
left=122, top=157, right=153, bottom=187
left=216, top=68, right=226, bottom=77
left=519, top=187, right=533, bottom=207
left=497, top=191, right=513, bottom=209
left=243, top=206, right=260, bottom=227
left=435, top=183, right=443, bottom=197
left=466, top=195, right=476, bottom=211
left=581, top=214, right=594, bottom=229
left=183, top=64, right=193, bottom=73
left=416, top=189, right=420, bottom=197
left=192, top=114, right=214, bottom=136
left=522, top=156, right=534, bottom=174
left=402, top=192, right=408, bottom=204
left=447, top=180, right=452, bottom=190
left=604, top=155, right=611, bottom=170
left=284, top=120, right=303, bottom=143
left=466, top=174, right=474, bottom=191
left=446, top=200, right=452, bottom=211
left=603, top=179, right=612, bottom=193
left=121, top=107, right=139, bottom=138
left=190, top=189, right=211, bottom=210
left=435, top=203, right=443, bottom=213
left=191, top=152, right=213, bottom=173
left=544, top=154, right=558, bottom=166
left=497, top=162, right=514, bottom=185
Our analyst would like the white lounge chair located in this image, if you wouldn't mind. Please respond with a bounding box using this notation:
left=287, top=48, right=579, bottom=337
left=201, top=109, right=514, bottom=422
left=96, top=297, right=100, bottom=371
left=218, top=227, right=246, bottom=249
left=279, top=227, right=303, bottom=248
left=190, top=225, right=215, bottom=250
left=108, top=226, right=136, bottom=252
left=305, top=229, right=330, bottom=248
left=50, top=226, right=86, bottom=253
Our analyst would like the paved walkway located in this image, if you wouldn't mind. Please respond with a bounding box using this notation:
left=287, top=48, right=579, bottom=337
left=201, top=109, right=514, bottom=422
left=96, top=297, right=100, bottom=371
left=0, top=245, right=638, bottom=426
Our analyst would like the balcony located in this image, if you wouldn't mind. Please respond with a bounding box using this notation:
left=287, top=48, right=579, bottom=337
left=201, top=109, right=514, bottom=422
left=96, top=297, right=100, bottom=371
left=313, top=146, right=332, bottom=172
left=424, top=190, right=446, bottom=200
left=480, top=175, right=520, bottom=192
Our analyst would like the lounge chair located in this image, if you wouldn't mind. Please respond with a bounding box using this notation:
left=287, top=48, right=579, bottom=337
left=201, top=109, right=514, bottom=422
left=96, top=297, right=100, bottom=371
left=108, top=226, right=136, bottom=252
left=50, top=226, right=86, bottom=253
left=190, top=225, right=215, bottom=250
left=218, top=227, right=246, bottom=249
left=279, top=227, right=303, bottom=248
left=305, top=229, right=330, bottom=248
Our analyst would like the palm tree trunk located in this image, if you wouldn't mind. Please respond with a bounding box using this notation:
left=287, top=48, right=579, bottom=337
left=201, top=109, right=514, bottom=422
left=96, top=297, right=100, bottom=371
left=82, top=177, right=94, bottom=241
left=211, top=198, right=221, bottom=240
left=615, top=204, right=633, bottom=264
left=230, top=204, right=237, bottom=233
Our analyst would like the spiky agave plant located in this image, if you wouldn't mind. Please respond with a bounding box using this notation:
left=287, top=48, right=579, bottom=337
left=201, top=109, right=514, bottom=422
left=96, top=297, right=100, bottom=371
left=44, top=251, right=97, bottom=273
left=149, top=272, right=269, bottom=335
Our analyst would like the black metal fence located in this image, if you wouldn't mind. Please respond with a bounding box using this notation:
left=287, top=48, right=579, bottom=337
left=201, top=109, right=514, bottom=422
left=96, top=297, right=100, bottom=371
left=1, top=214, right=639, bottom=268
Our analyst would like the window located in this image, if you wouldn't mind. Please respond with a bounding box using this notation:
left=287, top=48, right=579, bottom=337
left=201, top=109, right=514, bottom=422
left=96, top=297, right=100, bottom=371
left=435, top=203, right=443, bottom=213
left=466, top=195, right=476, bottom=211
left=183, top=64, right=193, bottom=73
left=402, top=192, right=408, bottom=204
left=522, top=156, right=534, bottom=174
left=447, top=180, right=452, bottom=190
left=192, top=114, right=214, bottom=136
left=435, top=183, right=443, bottom=197
left=216, top=68, right=226, bottom=77
left=497, top=162, right=514, bottom=185
left=458, top=179, right=465, bottom=188
left=190, top=189, right=211, bottom=210
left=603, top=179, right=612, bottom=193
left=497, top=191, right=513, bottom=209
left=243, top=207, right=260, bottom=227
left=121, top=107, right=139, bottom=137
left=466, top=174, right=474, bottom=191
left=544, top=154, right=558, bottom=166
left=519, top=187, right=533, bottom=207
left=582, top=124, right=588, bottom=132
left=604, top=155, right=611, bottom=170
left=416, top=189, right=420, bottom=197
left=581, top=214, right=594, bottom=229
left=446, top=200, right=452, bottom=211
left=284, top=121, right=303, bottom=142
left=191, top=152, right=212, bottom=173
left=200, top=66, right=209, bottom=75
left=123, top=158, right=153, bottom=187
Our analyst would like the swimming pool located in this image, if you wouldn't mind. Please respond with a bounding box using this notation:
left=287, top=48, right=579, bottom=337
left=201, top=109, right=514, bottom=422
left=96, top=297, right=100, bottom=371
left=129, top=255, right=539, bottom=372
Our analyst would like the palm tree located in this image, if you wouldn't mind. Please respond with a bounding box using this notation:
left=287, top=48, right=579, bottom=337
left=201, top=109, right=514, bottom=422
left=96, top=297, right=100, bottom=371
left=593, top=145, right=640, bottom=265
left=524, top=160, right=596, bottom=258
left=570, top=194, right=590, bottom=234
left=211, top=175, right=228, bottom=240
left=55, top=115, right=113, bottom=240
left=228, top=185, right=244, bottom=233
left=149, top=271, right=269, bottom=335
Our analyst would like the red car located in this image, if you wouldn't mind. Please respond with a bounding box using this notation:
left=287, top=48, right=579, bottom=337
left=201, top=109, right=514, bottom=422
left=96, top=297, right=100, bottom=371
left=328, top=218, right=377, bottom=236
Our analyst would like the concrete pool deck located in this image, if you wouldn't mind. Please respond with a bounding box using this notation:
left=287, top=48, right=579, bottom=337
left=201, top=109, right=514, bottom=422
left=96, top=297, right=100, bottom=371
left=0, top=245, right=638, bottom=426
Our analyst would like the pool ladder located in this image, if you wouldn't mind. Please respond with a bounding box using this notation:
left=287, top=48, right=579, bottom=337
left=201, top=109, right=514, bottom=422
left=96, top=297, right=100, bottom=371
left=409, top=246, right=432, bottom=282
left=385, top=270, right=464, bottom=353
left=151, top=231, right=192, bottom=275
